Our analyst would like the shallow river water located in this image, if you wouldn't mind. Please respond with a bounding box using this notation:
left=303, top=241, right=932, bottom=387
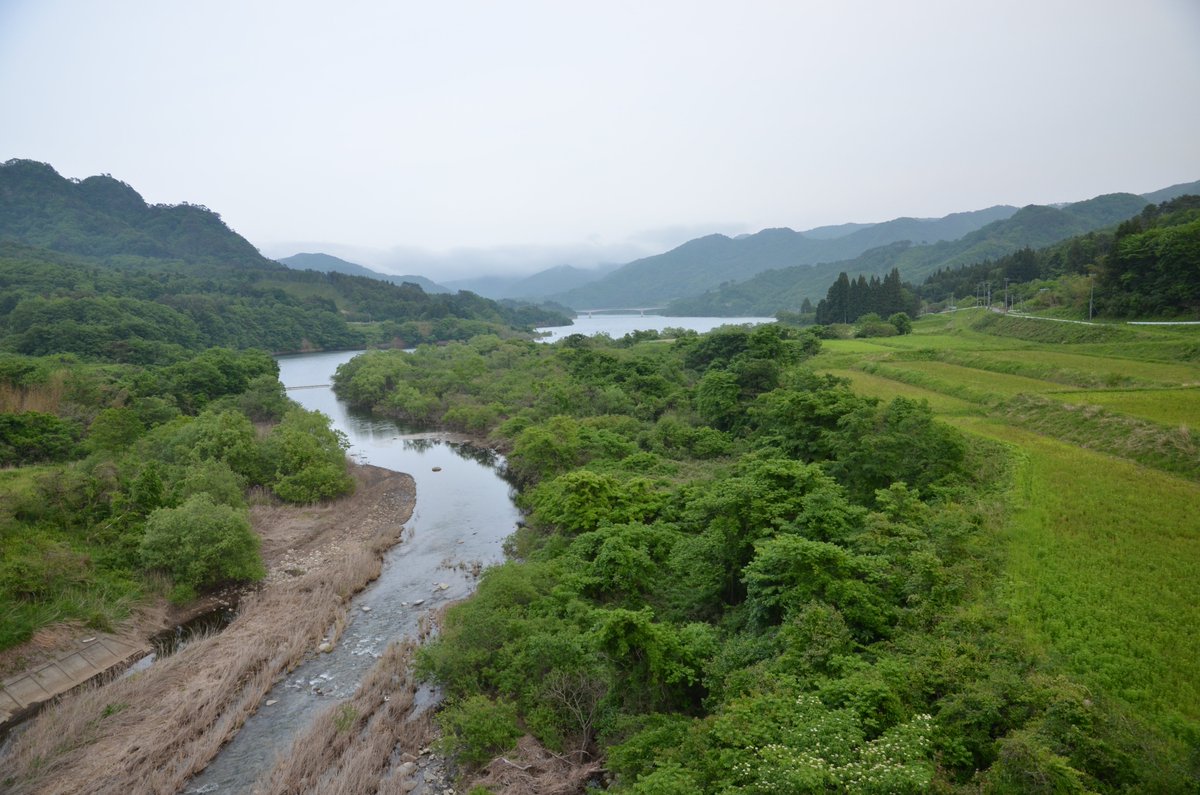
left=186, top=350, right=520, bottom=793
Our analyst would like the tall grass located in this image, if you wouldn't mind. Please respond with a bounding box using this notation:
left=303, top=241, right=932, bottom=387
left=0, top=378, right=66, bottom=415
left=949, top=417, right=1200, bottom=736
left=826, top=316, right=1200, bottom=770
left=819, top=368, right=979, bottom=415
left=1048, top=387, right=1200, bottom=428
left=995, top=395, right=1200, bottom=480
left=946, top=349, right=1200, bottom=387
left=258, top=639, right=437, bottom=795
left=972, top=313, right=1135, bottom=344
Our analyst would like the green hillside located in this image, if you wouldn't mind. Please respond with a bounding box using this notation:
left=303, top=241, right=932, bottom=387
left=277, top=252, right=451, bottom=294
left=0, top=159, right=265, bottom=265
left=669, top=194, right=1153, bottom=316
left=0, top=161, right=568, bottom=362
left=556, top=206, right=1018, bottom=308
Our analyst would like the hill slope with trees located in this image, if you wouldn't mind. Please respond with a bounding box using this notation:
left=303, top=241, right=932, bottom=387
left=554, top=206, right=1018, bottom=308
left=0, top=160, right=568, bottom=363
left=666, top=193, right=1156, bottom=316
left=276, top=252, right=451, bottom=294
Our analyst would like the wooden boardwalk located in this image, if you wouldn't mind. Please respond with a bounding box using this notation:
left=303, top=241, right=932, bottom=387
left=0, top=635, right=150, bottom=726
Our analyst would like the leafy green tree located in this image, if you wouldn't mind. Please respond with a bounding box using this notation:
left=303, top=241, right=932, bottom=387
left=888, top=311, right=913, bottom=335
left=528, top=470, right=662, bottom=536
left=264, top=408, right=354, bottom=503
left=0, top=411, right=80, bottom=465
left=693, top=369, right=741, bottom=430
left=172, top=459, right=245, bottom=508
left=436, top=695, right=523, bottom=768
left=85, top=407, right=145, bottom=453
left=236, top=373, right=290, bottom=421
left=154, top=408, right=270, bottom=484
left=139, top=493, right=263, bottom=601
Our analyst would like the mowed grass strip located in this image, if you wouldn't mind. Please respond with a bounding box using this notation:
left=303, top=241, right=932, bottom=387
left=949, top=416, right=1200, bottom=734
left=953, top=349, right=1200, bottom=388
left=1047, top=387, right=1200, bottom=428
left=898, top=360, right=1070, bottom=396
left=819, top=368, right=979, bottom=415
left=858, top=360, right=1062, bottom=404
left=862, top=331, right=1032, bottom=352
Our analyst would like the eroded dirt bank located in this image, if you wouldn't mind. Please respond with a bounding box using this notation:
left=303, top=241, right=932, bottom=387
left=0, top=463, right=415, bottom=795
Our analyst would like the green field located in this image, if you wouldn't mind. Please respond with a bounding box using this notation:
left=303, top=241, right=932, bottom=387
left=1048, top=387, right=1200, bottom=427
left=823, top=368, right=979, bottom=415
left=815, top=314, right=1200, bottom=755
left=951, top=416, right=1200, bottom=729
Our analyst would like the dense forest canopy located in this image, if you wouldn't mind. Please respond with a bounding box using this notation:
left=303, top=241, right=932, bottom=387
left=329, top=325, right=1187, bottom=791
left=916, top=195, right=1200, bottom=318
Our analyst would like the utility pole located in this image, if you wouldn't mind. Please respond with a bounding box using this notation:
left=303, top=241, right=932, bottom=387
left=1089, top=274, right=1095, bottom=321
left=1004, top=279, right=1009, bottom=313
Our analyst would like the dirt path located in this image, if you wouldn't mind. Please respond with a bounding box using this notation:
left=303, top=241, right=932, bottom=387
left=0, top=463, right=416, bottom=795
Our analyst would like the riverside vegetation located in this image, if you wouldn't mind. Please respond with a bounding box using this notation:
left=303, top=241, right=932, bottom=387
left=0, top=347, right=356, bottom=652
left=332, top=318, right=1199, bottom=792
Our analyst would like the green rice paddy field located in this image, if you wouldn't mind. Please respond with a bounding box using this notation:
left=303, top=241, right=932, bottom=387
left=813, top=312, right=1200, bottom=750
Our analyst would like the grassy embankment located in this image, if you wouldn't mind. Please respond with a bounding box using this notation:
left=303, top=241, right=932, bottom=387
left=809, top=310, right=1200, bottom=754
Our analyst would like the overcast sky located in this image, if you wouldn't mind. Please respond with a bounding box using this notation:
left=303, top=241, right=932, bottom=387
left=2, top=1, right=1199, bottom=278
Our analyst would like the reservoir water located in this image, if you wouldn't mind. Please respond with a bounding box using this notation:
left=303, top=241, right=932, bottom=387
left=535, top=314, right=773, bottom=342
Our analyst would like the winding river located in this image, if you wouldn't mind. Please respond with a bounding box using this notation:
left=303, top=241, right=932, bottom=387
left=186, top=350, right=521, bottom=793
left=189, top=317, right=767, bottom=790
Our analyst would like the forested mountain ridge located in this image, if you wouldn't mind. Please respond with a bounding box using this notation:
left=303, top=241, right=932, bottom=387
left=0, top=161, right=569, bottom=362
left=0, top=159, right=266, bottom=265
left=914, top=194, right=1200, bottom=318
left=667, top=192, right=1157, bottom=316
left=554, top=205, right=1019, bottom=308
left=446, top=262, right=620, bottom=300
left=1141, top=178, right=1200, bottom=205
left=277, top=252, right=451, bottom=294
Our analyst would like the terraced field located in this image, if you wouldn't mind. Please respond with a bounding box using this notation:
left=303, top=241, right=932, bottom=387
left=812, top=311, right=1200, bottom=759
left=1048, top=387, right=1200, bottom=427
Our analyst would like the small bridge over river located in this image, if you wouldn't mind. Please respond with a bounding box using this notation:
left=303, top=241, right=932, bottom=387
left=577, top=307, right=666, bottom=318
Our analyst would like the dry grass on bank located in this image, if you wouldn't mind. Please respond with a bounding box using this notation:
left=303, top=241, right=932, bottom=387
left=1, top=467, right=415, bottom=795
left=258, top=639, right=437, bottom=795
left=465, top=735, right=604, bottom=795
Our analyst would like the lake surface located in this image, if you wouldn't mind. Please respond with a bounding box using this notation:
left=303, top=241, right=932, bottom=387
left=187, top=350, right=520, bottom=793
left=535, top=314, right=774, bottom=342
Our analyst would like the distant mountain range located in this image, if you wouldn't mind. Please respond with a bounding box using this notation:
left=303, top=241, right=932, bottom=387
left=445, top=262, right=620, bottom=300
left=665, top=192, right=1166, bottom=316
left=552, top=205, right=1019, bottom=309
left=276, top=252, right=450, bottom=294
left=555, top=181, right=1199, bottom=312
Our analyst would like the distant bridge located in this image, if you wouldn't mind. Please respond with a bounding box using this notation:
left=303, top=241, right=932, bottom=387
left=577, top=307, right=666, bottom=318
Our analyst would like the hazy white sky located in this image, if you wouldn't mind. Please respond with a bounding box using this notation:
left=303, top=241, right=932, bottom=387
left=2, top=0, right=1199, bottom=277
